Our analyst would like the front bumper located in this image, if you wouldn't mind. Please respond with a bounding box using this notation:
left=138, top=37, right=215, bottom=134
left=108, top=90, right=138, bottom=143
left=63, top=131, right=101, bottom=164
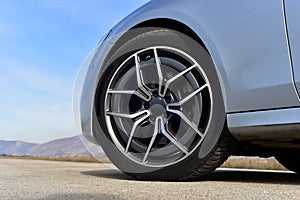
left=73, top=41, right=114, bottom=144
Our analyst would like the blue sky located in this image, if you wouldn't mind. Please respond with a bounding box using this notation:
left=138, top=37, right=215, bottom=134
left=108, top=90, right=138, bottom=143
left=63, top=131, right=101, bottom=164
left=0, top=0, right=148, bottom=143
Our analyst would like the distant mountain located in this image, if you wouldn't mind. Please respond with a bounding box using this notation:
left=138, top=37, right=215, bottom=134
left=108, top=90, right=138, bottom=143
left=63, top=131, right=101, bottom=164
left=0, top=140, right=37, bottom=155
left=0, top=136, right=105, bottom=158
left=25, top=136, right=92, bottom=157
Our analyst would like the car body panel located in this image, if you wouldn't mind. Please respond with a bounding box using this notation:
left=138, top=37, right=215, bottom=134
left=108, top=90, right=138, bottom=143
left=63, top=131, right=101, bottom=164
left=74, top=0, right=300, bottom=144
left=284, top=0, right=300, bottom=98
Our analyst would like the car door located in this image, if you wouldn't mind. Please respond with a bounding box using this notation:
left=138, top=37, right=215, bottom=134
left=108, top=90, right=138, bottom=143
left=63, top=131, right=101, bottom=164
left=284, top=0, right=300, bottom=98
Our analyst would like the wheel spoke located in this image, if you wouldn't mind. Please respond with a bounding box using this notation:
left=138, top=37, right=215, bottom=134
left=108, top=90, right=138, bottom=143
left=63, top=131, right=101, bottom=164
left=166, top=108, right=203, bottom=137
left=142, top=117, right=160, bottom=163
left=153, top=48, right=164, bottom=97
left=108, top=89, right=149, bottom=101
left=125, top=112, right=150, bottom=153
left=159, top=117, right=188, bottom=155
left=135, top=54, right=151, bottom=100
left=168, top=84, right=208, bottom=107
left=106, top=110, right=150, bottom=119
left=162, top=64, right=197, bottom=96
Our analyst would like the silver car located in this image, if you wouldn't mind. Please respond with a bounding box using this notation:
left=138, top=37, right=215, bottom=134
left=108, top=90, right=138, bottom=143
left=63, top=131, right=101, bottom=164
left=74, top=0, right=300, bottom=180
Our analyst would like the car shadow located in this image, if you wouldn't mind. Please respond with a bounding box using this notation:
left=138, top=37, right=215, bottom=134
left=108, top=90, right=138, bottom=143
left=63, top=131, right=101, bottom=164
left=82, top=168, right=136, bottom=180
left=206, top=169, right=300, bottom=185
left=81, top=168, right=300, bottom=185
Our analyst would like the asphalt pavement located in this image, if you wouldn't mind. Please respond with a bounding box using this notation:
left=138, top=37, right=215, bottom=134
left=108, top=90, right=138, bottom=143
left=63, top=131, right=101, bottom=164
left=1, top=158, right=300, bottom=200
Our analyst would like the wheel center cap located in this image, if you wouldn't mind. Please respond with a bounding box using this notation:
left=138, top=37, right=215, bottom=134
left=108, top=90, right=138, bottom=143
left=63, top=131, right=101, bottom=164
left=149, top=97, right=166, bottom=116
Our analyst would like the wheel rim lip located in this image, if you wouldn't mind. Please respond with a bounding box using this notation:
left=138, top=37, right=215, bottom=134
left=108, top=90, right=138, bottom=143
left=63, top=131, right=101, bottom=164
left=103, top=46, right=213, bottom=168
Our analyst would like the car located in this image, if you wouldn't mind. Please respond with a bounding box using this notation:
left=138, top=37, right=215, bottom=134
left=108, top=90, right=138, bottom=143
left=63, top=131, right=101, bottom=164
left=73, top=0, right=300, bottom=180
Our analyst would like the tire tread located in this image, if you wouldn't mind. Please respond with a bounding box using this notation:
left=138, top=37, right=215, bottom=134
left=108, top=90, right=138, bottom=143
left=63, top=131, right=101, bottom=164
left=181, top=130, right=236, bottom=180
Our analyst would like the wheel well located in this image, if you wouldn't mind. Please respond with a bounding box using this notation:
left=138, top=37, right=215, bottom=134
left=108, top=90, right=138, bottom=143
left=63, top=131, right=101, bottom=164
left=132, top=18, right=207, bottom=52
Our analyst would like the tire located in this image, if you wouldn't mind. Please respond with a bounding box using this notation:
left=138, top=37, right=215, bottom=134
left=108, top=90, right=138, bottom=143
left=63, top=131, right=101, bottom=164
left=276, top=155, right=300, bottom=174
left=93, top=27, right=236, bottom=180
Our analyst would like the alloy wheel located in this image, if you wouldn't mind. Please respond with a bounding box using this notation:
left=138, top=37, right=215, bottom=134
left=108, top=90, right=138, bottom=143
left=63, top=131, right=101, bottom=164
left=104, top=46, right=212, bottom=167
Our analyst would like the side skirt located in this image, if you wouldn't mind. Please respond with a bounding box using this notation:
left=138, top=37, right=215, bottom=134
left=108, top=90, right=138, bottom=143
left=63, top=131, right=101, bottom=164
left=228, top=107, right=300, bottom=141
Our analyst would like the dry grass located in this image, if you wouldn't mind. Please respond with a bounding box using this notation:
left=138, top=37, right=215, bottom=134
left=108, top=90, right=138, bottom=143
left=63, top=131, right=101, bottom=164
left=221, top=156, right=287, bottom=171
left=0, top=155, right=287, bottom=171
left=0, top=155, right=110, bottom=163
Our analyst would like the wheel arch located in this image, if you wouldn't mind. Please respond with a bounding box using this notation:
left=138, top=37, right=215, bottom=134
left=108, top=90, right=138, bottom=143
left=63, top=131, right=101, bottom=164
left=132, top=18, right=208, bottom=52
left=105, top=17, right=230, bottom=113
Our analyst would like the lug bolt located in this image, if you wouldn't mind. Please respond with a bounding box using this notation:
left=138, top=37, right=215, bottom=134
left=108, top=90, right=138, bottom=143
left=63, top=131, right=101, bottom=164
left=165, top=96, right=171, bottom=103
left=153, top=90, right=158, bottom=97
left=144, top=102, right=150, bottom=109
left=150, top=115, right=156, bottom=122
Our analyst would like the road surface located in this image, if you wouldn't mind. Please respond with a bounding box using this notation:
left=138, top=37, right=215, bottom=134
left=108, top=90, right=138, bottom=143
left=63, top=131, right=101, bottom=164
left=1, top=158, right=300, bottom=199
